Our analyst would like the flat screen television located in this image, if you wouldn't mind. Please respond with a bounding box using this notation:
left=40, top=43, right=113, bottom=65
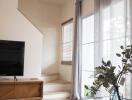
left=0, top=40, right=25, bottom=76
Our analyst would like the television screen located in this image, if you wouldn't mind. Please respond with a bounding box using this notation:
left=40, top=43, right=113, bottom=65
left=0, top=40, right=25, bottom=76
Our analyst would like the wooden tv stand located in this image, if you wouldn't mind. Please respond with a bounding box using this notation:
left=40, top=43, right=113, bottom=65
left=0, top=79, right=43, bottom=100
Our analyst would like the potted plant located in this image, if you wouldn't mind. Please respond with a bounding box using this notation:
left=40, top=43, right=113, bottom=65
left=84, top=45, right=132, bottom=100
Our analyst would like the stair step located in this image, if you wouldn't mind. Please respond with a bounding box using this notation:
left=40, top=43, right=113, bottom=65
left=44, top=80, right=71, bottom=92
left=42, top=73, right=59, bottom=83
left=43, top=91, right=70, bottom=100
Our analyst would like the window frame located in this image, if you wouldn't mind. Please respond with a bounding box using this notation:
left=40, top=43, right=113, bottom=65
left=61, top=18, right=73, bottom=65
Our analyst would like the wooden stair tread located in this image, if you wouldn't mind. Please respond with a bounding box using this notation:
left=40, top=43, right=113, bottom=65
left=47, top=80, right=71, bottom=84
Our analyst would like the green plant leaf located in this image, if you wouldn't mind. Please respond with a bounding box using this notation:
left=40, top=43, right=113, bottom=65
left=118, top=65, right=121, bottom=69
left=84, top=85, right=89, bottom=89
left=125, top=53, right=130, bottom=59
left=116, top=53, right=121, bottom=57
left=86, top=93, right=88, bottom=96
left=102, top=59, right=107, bottom=66
left=127, top=45, right=130, bottom=47
left=122, top=52, right=125, bottom=55
left=126, top=49, right=130, bottom=53
left=128, top=69, right=132, bottom=73
left=122, top=59, right=127, bottom=62
left=107, top=61, right=111, bottom=66
left=127, top=63, right=132, bottom=67
left=129, top=59, right=132, bottom=63
left=103, top=82, right=109, bottom=88
left=120, top=45, right=124, bottom=49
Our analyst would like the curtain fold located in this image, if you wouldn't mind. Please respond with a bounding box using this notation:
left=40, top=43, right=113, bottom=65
left=71, top=0, right=82, bottom=99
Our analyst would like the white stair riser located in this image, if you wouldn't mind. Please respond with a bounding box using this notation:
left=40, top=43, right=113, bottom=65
left=44, top=84, right=71, bottom=92
left=44, top=92, right=70, bottom=99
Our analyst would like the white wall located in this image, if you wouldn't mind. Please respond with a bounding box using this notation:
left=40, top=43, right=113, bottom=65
left=19, top=0, right=61, bottom=75
left=59, top=0, right=75, bottom=82
left=82, top=0, right=94, bottom=17
left=18, top=0, right=75, bottom=81
left=0, top=0, right=43, bottom=77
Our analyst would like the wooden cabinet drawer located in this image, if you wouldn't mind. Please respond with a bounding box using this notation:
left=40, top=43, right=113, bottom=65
left=0, top=84, right=15, bottom=99
left=0, top=80, right=43, bottom=100
left=15, top=83, right=41, bottom=98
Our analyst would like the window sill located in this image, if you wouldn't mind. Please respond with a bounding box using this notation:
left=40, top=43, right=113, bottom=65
left=61, top=61, right=72, bottom=65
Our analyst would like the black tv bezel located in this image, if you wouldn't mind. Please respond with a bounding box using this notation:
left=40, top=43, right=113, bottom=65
left=0, top=40, right=25, bottom=76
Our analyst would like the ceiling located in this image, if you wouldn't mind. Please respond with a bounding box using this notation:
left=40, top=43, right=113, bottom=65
left=42, top=0, right=68, bottom=5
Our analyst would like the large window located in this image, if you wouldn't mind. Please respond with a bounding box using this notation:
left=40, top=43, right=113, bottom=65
left=61, top=19, right=73, bottom=65
left=81, top=0, right=130, bottom=98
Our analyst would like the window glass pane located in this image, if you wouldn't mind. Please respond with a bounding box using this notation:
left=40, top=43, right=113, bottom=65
left=82, top=15, right=94, bottom=44
left=127, top=0, right=130, bottom=36
left=62, top=21, right=73, bottom=61
left=82, top=43, right=94, bottom=71
left=63, top=23, right=73, bottom=43
left=82, top=15, right=94, bottom=98
left=62, top=42, right=72, bottom=61
left=102, top=0, right=126, bottom=40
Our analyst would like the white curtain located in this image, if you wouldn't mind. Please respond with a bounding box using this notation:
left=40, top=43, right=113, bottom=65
left=94, top=0, right=131, bottom=99
left=74, top=0, right=132, bottom=99
left=71, top=0, right=82, bottom=99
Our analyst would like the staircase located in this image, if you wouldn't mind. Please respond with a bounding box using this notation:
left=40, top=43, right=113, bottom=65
left=42, top=74, right=71, bottom=100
